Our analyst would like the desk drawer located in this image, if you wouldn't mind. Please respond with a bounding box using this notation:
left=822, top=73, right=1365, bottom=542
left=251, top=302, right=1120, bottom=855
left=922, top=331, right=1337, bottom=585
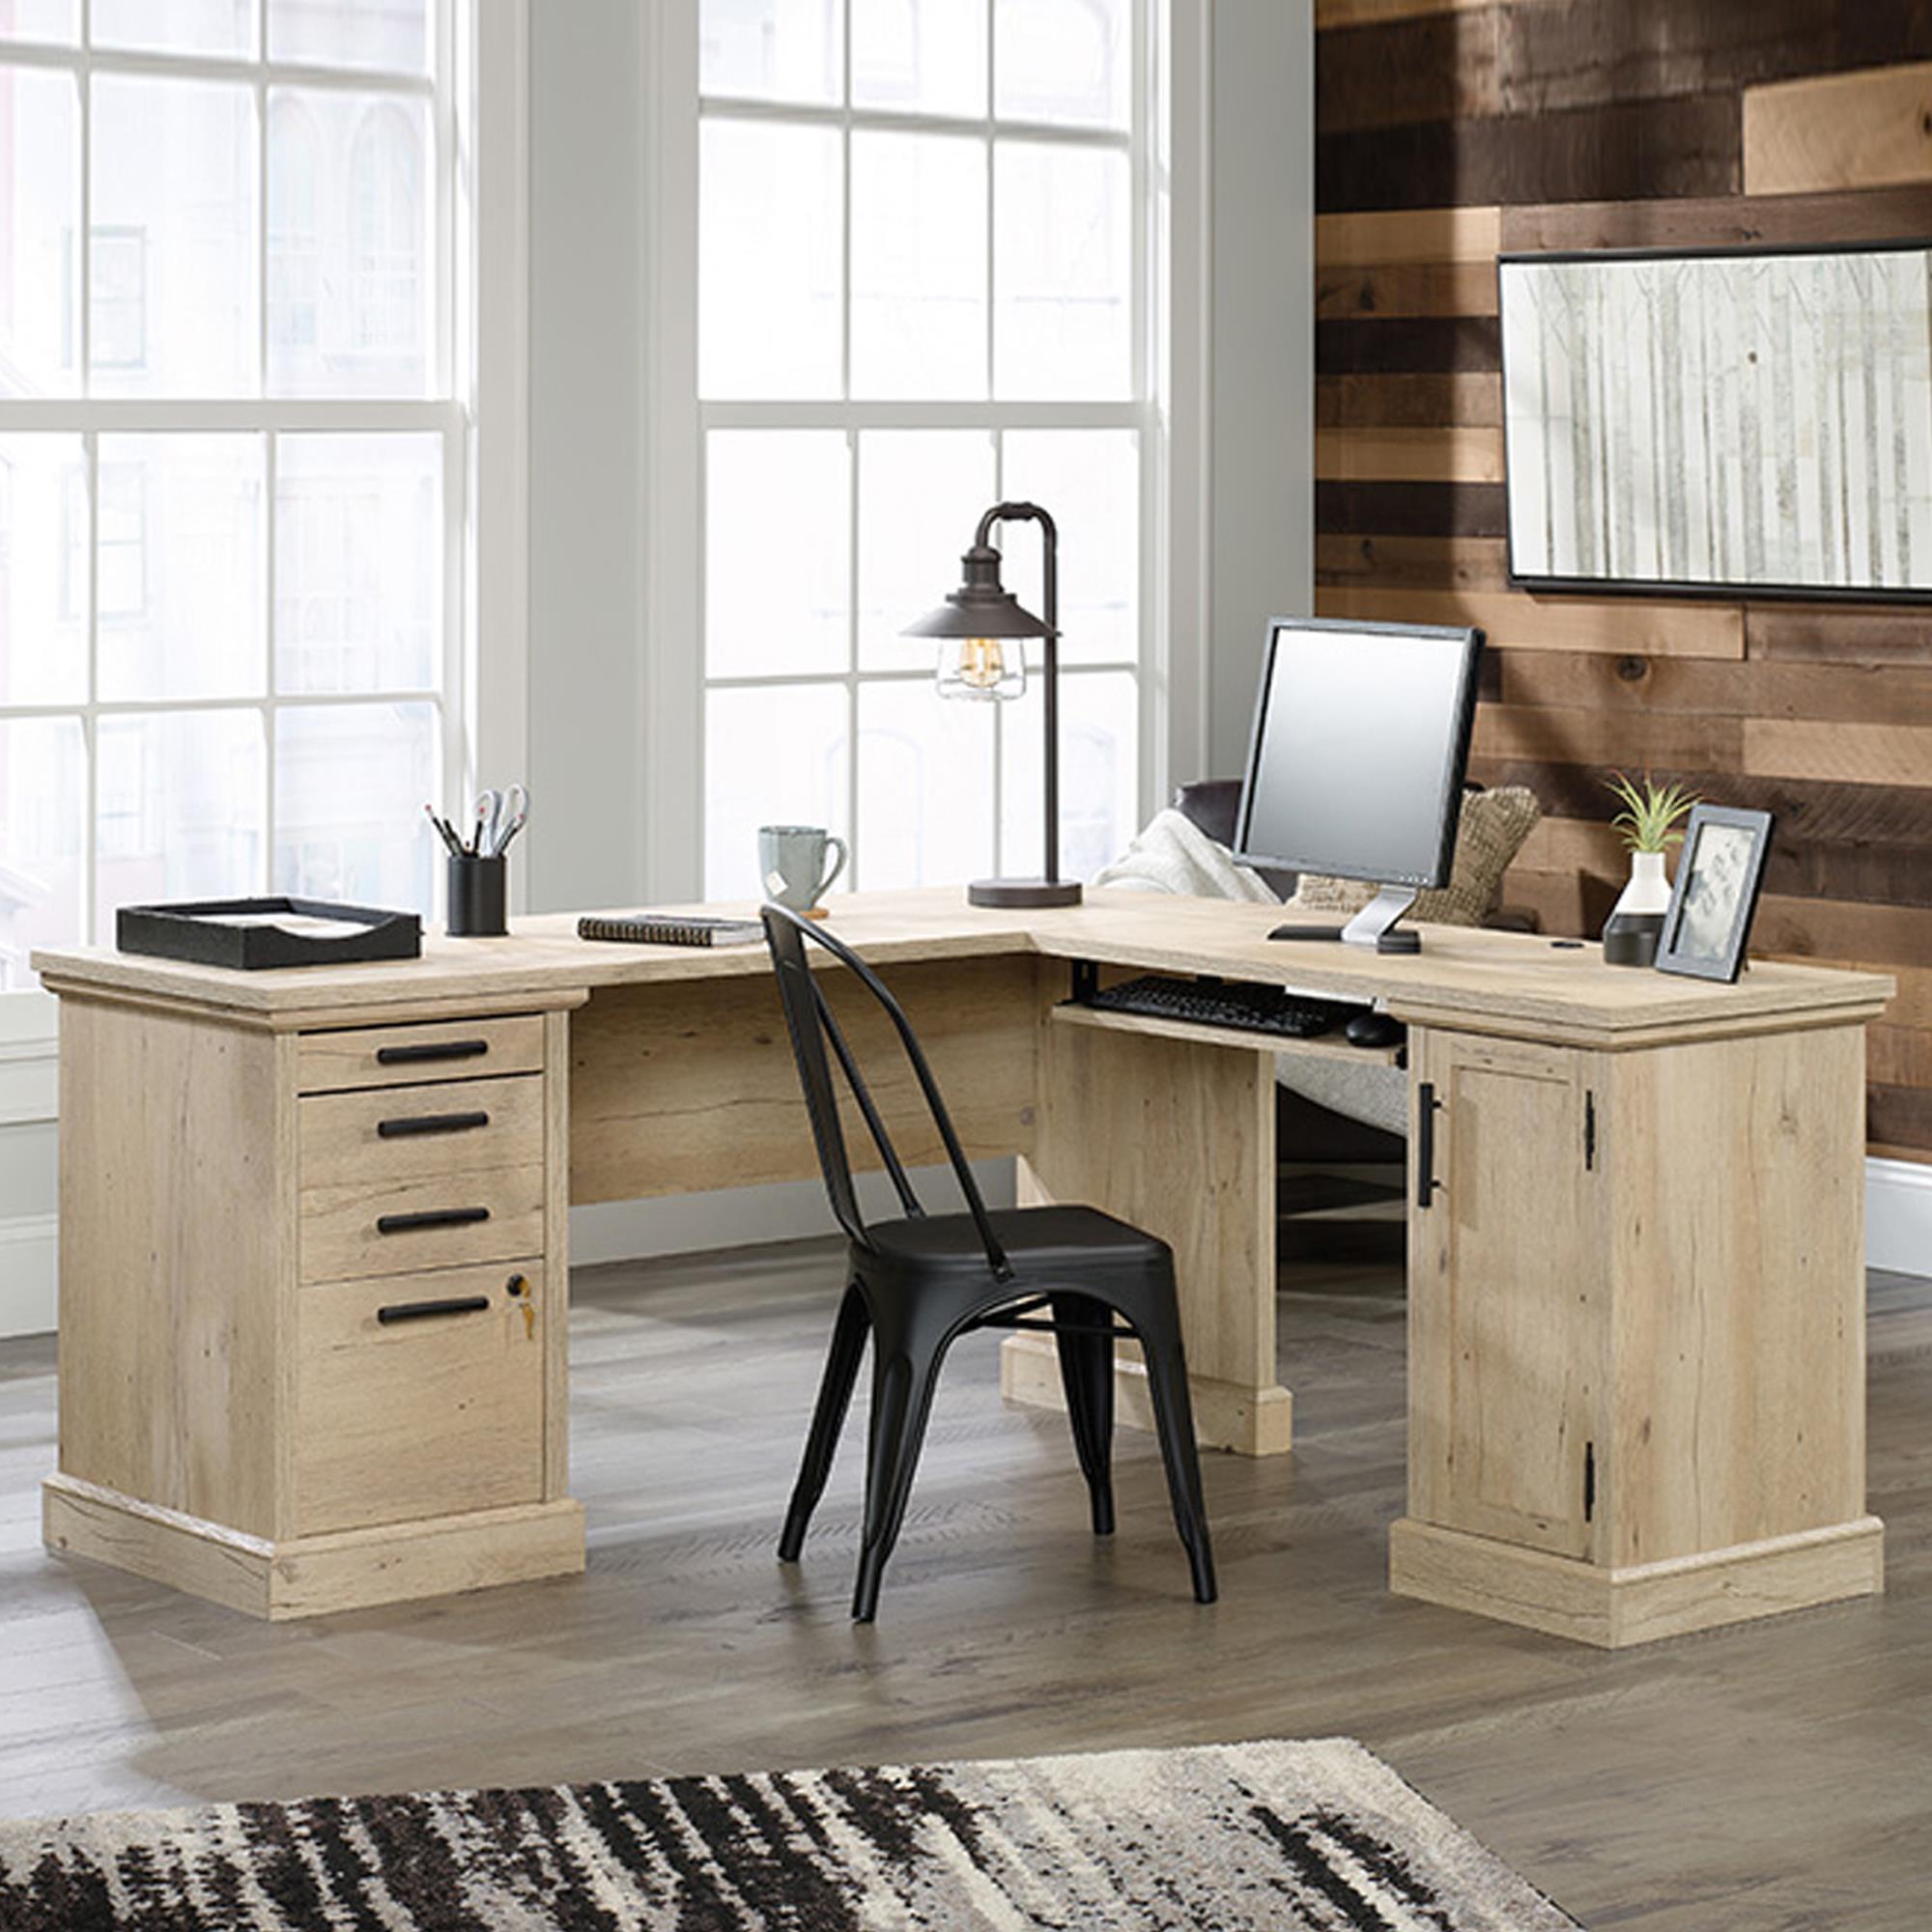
left=300, top=1163, right=545, bottom=1283
left=298, top=1014, right=545, bottom=1094
left=295, top=1263, right=546, bottom=1536
left=300, top=1073, right=544, bottom=1191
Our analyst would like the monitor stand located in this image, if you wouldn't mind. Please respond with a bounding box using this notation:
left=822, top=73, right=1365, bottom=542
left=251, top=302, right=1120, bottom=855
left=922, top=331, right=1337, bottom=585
left=1267, top=884, right=1422, bottom=954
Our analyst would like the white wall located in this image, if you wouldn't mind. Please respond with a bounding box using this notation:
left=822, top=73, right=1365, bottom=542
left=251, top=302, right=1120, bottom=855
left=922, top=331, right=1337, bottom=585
left=524, top=0, right=651, bottom=916
left=1205, top=0, right=1315, bottom=779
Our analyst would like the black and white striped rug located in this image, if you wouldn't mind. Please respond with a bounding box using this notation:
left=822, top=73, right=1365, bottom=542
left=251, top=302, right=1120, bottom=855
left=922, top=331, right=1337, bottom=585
left=0, top=1738, right=1580, bottom=1930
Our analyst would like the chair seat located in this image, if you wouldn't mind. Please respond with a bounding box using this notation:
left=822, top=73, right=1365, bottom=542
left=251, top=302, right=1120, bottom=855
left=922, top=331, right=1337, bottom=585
left=865, top=1203, right=1171, bottom=1278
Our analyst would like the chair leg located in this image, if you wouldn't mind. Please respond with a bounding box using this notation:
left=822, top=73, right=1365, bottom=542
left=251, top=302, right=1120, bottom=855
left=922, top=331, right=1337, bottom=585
left=779, top=1283, right=869, bottom=1562
left=851, top=1327, right=946, bottom=1623
left=1052, top=1293, right=1116, bottom=1536
left=1134, top=1293, right=1219, bottom=1605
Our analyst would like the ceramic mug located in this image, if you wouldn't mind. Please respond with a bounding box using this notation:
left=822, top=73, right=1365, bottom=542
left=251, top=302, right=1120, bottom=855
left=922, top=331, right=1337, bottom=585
left=759, top=825, right=848, bottom=913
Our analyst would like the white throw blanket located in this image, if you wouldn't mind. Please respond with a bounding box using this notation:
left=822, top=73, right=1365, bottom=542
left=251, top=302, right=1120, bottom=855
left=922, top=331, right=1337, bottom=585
left=1092, top=810, right=1407, bottom=1137
left=1089, top=809, right=1279, bottom=901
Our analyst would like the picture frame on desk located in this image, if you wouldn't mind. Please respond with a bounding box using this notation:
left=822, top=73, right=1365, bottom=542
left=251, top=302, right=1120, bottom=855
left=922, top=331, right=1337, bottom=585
left=1653, top=805, right=1775, bottom=984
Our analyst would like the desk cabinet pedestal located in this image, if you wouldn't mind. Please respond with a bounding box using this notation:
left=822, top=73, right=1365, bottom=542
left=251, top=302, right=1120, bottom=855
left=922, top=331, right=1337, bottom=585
left=1391, top=1021, right=1884, bottom=1647
left=43, top=993, right=586, bottom=1621
left=1006, top=999, right=1294, bottom=1457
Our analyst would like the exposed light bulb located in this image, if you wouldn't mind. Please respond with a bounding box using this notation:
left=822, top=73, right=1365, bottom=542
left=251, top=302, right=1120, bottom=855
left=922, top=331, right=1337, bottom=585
left=956, top=639, right=1007, bottom=690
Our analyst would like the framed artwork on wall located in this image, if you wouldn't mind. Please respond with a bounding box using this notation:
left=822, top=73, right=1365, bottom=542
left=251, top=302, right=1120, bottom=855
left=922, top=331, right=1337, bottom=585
left=1500, top=241, right=1932, bottom=602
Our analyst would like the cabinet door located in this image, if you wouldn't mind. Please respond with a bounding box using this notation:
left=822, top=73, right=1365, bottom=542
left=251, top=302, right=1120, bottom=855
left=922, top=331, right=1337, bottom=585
left=1408, top=1031, right=1602, bottom=1559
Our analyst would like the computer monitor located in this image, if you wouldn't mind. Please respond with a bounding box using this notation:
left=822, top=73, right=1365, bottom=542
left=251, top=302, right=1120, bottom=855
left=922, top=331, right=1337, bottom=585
left=1233, top=616, right=1485, bottom=953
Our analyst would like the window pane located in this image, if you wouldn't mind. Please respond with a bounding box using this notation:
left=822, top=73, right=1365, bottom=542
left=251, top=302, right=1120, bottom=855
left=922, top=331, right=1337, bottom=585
left=91, top=76, right=258, bottom=397
left=857, top=430, right=994, bottom=670
left=0, top=66, right=78, bottom=398
left=995, top=0, right=1128, bottom=130
left=275, top=702, right=437, bottom=911
left=705, top=684, right=850, bottom=899
left=0, top=716, right=84, bottom=984
left=96, top=708, right=265, bottom=929
left=700, top=0, right=841, bottom=106
left=276, top=433, right=440, bottom=696
left=0, top=1, right=75, bottom=44
left=707, top=431, right=849, bottom=680
left=700, top=120, right=842, bottom=401
left=853, top=0, right=987, bottom=119
left=1002, top=429, right=1137, bottom=663
left=857, top=677, right=992, bottom=890
left=92, top=0, right=253, bottom=57
left=0, top=436, right=87, bottom=704
left=269, top=0, right=429, bottom=75
left=96, top=434, right=265, bottom=702
left=270, top=91, right=432, bottom=397
left=851, top=130, right=987, bottom=401
left=1000, top=668, right=1136, bottom=881
left=994, top=141, right=1130, bottom=400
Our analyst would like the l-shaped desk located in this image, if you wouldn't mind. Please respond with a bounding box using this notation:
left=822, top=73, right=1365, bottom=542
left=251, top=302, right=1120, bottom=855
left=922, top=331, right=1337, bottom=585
left=34, top=890, right=1892, bottom=1647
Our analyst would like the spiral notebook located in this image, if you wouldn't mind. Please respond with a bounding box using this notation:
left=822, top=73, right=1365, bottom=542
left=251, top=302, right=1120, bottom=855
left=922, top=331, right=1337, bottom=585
left=577, top=913, right=764, bottom=948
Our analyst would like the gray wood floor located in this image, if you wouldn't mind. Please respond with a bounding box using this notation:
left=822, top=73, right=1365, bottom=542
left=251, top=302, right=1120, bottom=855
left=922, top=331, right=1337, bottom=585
left=2, top=1241, right=1928, bottom=1930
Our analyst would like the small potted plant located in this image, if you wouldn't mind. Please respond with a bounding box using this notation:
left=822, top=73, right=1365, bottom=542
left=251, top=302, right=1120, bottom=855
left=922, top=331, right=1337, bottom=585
left=1603, top=771, right=1699, bottom=964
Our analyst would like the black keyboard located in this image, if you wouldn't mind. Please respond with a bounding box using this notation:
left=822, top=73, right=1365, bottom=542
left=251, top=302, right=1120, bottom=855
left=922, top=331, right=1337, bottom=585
left=1082, top=974, right=1360, bottom=1040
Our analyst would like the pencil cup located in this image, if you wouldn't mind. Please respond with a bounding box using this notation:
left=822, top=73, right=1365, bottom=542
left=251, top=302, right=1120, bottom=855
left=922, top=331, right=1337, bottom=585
left=447, top=853, right=508, bottom=937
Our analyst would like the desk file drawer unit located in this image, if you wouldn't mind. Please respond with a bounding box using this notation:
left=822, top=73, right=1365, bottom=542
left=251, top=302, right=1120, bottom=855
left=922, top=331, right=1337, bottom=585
left=41, top=991, right=586, bottom=1621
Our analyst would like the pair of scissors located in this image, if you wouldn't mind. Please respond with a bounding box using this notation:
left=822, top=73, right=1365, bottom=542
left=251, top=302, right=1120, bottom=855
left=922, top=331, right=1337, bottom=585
left=472, top=783, right=528, bottom=858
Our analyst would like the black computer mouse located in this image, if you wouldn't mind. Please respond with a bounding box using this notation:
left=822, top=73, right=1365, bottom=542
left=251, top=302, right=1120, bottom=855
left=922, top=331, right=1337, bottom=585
left=1345, top=1009, right=1406, bottom=1049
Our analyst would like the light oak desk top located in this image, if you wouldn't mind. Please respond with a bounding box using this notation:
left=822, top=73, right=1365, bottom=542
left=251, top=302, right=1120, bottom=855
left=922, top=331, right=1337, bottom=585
left=32, top=892, right=1894, bottom=1643
left=33, top=886, right=1894, bottom=1045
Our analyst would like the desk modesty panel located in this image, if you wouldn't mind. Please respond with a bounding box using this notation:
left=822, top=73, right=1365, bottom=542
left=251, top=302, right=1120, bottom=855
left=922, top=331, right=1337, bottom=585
left=34, top=892, right=1893, bottom=1643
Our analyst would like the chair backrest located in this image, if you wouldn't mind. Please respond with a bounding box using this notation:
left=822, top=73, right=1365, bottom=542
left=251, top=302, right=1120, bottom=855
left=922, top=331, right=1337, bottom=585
left=760, top=904, right=1011, bottom=1281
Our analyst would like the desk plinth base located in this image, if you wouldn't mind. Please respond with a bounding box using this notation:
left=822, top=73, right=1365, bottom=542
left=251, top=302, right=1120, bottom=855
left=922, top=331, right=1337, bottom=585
left=999, top=1332, right=1293, bottom=1458
left=1388, top=1515, right=1885, bottom=1649
left=43, top=1475, right=586, bottom=1622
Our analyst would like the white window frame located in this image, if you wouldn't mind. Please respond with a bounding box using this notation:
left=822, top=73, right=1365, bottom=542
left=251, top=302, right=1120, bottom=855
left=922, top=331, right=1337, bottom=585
left=640, top=0, right=1207, bottom=901
left=0, top=0, right=531, bottom=1032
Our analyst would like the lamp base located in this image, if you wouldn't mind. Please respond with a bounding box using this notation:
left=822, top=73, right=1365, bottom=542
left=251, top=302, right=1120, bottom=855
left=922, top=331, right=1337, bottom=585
left=967, top=877, right=1083, bottom=909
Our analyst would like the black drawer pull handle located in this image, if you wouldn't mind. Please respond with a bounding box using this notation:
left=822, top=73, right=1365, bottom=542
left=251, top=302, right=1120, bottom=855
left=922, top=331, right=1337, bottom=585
left=375, top=1206, right=492, bottom=1236
left=377, top=1110, right=491, bottom=1139
left=376, top=1038, right=490, bottom=1066
left=377, top=1293, right=491, bottom=1325
left=1416, top=1081, right=1442, bottom=1209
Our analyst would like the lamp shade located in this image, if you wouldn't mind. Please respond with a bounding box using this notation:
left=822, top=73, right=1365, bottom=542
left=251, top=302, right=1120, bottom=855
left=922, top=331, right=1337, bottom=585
left=901, top=544, right=1053, bottom=639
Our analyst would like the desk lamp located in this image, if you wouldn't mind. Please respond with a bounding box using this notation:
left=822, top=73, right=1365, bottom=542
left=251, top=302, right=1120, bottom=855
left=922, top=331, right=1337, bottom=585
left=903, top=500, right=1081, bottom=909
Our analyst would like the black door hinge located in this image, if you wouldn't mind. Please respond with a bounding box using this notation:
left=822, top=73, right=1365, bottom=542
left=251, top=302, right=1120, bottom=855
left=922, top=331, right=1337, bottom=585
left=1583, top=1440, right=1596, bottom=1522
left=1584, top=1090, right=1597, bottom=1171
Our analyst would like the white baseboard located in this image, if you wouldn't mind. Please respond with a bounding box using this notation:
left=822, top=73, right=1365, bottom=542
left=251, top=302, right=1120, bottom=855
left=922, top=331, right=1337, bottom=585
left=0, top=1213, right=57, bottom=1339
left=1867, top=1156, right=1932, bottom=1279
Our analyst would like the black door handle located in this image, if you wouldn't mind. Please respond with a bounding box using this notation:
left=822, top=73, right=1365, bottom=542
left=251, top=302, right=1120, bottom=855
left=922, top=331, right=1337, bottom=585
left=376, top=1037, right=490, bottom=1065
left=377, top=1293, right=491, bottom=1324
left=375, top=1206, right=492, bottom=1236
left=1416, top=1081, right=1442, bottom=1208
left=377, top=1110, right=491, bottom=1139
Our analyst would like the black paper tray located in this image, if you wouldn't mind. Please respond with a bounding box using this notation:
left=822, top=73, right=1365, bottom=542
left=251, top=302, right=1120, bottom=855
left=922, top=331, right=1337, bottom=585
left=116, top=897, right=423, bottom=971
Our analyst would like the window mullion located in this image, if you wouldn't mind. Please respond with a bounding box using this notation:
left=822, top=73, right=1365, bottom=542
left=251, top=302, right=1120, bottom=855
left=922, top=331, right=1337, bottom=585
left=78, top=0, right=96, bottom=947
left=262, top=430, right=277, bottom=896
left=81, top=429, right=99, bottom=946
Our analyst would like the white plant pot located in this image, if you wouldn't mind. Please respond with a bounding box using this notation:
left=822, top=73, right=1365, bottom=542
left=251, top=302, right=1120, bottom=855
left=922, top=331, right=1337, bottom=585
left=1610, top=848, right=1673, bottom=922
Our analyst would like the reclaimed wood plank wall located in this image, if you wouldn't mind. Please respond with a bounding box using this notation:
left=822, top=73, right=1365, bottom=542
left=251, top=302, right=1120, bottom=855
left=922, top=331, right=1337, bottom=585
left=1313, top=1, right=1932, bottom=1161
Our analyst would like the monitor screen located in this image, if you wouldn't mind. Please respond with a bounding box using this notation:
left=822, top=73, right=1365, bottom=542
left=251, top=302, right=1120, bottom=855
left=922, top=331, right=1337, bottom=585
left=1233, top=618, right=1484, bottom=890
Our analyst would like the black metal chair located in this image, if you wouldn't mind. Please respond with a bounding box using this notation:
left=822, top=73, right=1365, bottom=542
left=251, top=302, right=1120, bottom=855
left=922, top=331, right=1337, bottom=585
left=761, top=903, right=1217, bottom=1623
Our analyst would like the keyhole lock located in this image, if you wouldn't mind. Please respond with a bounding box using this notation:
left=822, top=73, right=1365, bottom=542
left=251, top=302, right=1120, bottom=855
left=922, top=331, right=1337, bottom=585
left=507, top=1272, right=533, bottom=1339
